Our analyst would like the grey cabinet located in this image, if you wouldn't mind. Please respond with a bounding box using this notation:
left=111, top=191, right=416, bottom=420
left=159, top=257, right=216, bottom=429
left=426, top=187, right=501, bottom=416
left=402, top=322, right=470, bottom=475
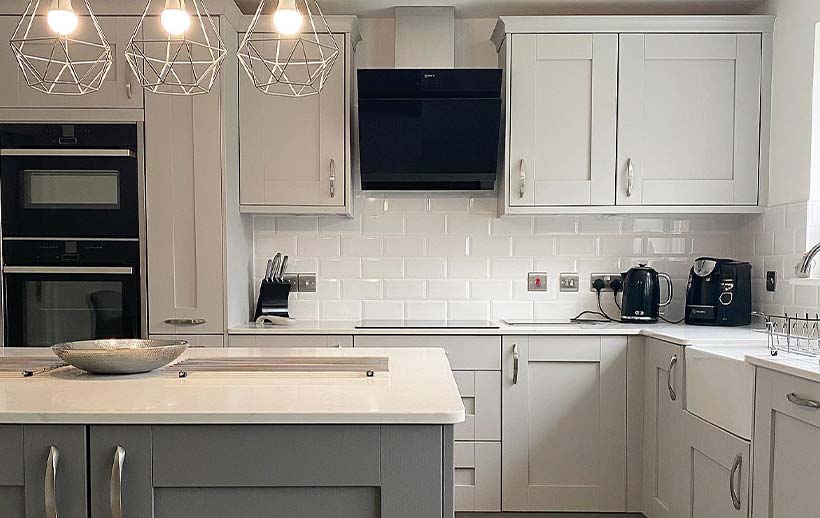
left=0, top=426, right=24, bottom=518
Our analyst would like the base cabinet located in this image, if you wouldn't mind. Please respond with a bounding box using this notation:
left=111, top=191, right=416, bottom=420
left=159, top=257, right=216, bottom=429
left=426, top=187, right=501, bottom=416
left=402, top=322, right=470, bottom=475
left=502, top=335, right=628, bottom=512
left=454, top=441, right=501, bottom=512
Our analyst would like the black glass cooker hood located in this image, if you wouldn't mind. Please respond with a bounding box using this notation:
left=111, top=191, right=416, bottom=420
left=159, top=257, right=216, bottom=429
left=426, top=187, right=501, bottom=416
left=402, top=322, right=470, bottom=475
left=357, top=68, right=502, bottom=191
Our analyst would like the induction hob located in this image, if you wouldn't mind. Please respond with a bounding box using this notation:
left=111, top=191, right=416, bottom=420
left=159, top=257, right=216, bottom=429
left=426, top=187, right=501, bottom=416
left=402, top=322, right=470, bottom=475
left=356, top=320, right=499, bottom=329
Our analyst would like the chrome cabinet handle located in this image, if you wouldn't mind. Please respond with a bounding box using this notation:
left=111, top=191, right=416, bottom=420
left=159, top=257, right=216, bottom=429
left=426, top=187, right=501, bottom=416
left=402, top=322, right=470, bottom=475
left=126, top=82, right=132, bottom=99
left=787, top=392, right=820, bottom=409
left=110, top=446, right=125, bottom=518
left=164, top=318, right=207, bottom=325
left=45, top=445, right=59, bottom=518
left=729, top=453, right=742, bottom=510
left=659, top=272, right=674, bottom=307
left=667, top=355, right=678, bottom=401
left=512, top=343, right=519, bottom=384
left=518, top=159, right=526, bottom=198
left=626, top=158, right=634, bottom=197
left=329, top=159, right=336, bottom=199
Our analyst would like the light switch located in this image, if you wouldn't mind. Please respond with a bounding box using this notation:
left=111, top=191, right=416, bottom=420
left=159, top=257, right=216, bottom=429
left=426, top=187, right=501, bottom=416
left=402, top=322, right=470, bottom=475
left=527, top=272, right=548, bottom=292
left=559, top=273, right=579, bottom=292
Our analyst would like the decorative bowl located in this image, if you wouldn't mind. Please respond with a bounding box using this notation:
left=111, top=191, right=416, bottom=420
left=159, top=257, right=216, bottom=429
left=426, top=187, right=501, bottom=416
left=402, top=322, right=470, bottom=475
left=51, top=339, right=188, bottom=374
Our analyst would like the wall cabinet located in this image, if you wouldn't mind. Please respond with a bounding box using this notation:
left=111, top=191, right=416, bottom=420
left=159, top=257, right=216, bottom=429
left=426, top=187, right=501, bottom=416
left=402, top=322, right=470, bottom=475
left=144, top=68, right=225, bottom=335
left=501, top=335, right=627, bottom=512
left=752, top=368, right=820, bottom=518
left=0, top=16, right=143, bottom=109
left=493, top=16, right=773, bottom=214
left=238, top=31, right=355, bottom=215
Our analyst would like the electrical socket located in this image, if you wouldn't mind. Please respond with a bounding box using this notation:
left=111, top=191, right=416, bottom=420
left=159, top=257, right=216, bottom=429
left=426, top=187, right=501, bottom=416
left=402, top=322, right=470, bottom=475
left=589, top=273, right=623, bottom=292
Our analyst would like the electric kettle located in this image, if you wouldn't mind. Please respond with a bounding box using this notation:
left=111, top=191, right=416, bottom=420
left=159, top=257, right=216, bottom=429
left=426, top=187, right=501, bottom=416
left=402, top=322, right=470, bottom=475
left=620, top=264, right=673, bottom=323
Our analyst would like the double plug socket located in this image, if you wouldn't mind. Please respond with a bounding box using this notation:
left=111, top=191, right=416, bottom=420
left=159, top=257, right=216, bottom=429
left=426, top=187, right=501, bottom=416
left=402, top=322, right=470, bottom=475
left=589, top=273, right=623, bottom=292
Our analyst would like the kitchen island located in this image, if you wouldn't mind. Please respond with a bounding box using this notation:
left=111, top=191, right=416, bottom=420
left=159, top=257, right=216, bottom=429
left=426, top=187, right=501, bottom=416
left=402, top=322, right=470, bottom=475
left=0, top=347, right=464, bottom=518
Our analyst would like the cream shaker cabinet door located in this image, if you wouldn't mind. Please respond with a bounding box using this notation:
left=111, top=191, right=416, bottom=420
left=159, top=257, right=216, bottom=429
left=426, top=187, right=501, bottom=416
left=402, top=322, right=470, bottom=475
left=617, top=33, right=761, bottom=206
left=508, top=33, right=617, bottom=207
left=239, top=34, right=346, bottom=209
left=145, top=86, right=224, bottom=335
left=502, top=336, right=627, bottom=512
left=0, top=16, right=142, bottom=109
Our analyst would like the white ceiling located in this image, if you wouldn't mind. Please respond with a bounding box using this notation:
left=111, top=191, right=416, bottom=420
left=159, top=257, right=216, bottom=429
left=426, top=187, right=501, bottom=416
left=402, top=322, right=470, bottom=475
left=235, top=0, right=767, bottom=18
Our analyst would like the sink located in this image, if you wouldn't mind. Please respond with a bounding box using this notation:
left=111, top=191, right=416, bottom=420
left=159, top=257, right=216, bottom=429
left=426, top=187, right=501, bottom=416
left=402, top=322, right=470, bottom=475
left=685, top=345, right=765, bottom=440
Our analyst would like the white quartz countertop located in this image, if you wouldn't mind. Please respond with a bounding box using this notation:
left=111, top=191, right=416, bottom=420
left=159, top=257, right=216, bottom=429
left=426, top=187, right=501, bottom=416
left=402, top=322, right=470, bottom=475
left=0, top=347, right=465, bottom=425
left=229, top=320, right=768, bottom=346
left=746, top=352, right=820, bottom=383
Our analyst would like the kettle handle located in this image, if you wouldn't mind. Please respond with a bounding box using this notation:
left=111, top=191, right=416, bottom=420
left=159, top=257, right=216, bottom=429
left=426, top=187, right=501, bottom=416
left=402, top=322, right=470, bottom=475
left=659, top=273, right=673, bottom=307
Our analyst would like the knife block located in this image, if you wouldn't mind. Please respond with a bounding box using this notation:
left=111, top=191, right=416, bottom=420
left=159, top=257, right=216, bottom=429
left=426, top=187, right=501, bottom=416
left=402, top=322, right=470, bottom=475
left=253, top=280, right=292, bottom=321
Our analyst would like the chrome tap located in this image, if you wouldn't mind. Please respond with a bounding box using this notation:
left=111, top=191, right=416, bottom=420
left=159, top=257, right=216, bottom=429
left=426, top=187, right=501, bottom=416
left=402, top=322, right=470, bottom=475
left=795, top=242, right=820, bottom=278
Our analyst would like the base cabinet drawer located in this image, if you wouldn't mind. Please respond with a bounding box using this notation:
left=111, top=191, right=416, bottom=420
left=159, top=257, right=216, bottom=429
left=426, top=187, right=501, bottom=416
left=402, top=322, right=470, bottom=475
left=229, top=334, right=353, bottom=348
left=354, top=335, right=501, bottom=370
left=454, top=441, right=501, bottom=512
left=453, top=371, right=501, bottom=441
left=150, top=334, right=224, bottom=347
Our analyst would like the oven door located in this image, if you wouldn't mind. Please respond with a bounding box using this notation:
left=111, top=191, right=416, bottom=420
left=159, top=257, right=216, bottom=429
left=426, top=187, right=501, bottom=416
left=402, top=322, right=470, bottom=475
left=0, top=149, right=138, bottom=238
left=3, top=266, right=140, bottom=347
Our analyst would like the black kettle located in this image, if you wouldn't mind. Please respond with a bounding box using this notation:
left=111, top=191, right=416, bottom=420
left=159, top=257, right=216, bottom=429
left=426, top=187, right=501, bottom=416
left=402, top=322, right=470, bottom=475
left=620, top=264, right=673, bottom=323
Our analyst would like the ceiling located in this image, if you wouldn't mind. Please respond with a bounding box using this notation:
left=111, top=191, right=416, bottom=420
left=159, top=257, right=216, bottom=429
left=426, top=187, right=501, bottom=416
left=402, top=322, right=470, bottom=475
left=234, top=0, right=767, bottom=18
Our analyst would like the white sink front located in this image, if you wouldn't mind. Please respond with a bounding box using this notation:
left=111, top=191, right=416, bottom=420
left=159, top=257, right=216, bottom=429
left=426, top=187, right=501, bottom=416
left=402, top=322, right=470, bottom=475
left=685, top=345, right=766, bottom=440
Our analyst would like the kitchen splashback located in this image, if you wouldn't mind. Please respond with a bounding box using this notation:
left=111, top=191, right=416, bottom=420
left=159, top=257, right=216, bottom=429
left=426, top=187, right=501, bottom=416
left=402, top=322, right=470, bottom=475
left=252, top=194, right=747, bottom=321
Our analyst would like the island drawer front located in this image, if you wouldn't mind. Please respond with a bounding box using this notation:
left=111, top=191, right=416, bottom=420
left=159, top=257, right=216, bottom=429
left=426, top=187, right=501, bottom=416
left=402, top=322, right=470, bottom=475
left=0, top=425, right=23, bottom=484
left=229, top=334, right=353, bottom=348
left=453, top=371, right=501, bottom=441
left=152, top=425, right=380, bottom=487
left=354, top=335, right=501, bottom=370
left=454, top=441, right=501, bottom=512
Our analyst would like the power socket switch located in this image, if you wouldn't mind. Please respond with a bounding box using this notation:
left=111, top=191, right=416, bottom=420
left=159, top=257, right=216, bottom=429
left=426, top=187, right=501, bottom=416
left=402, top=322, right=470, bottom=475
left=528, top=272, right=548, bottom=292
left=297, top=273, right=317, bottom=293
left=589, top=273, right=623, bottom=292
left=559, top=273, right=579, bottom=292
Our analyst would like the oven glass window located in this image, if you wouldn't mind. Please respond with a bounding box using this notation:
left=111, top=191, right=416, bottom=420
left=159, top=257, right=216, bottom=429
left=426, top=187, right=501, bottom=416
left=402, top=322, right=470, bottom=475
left=24, top=170, right=120, bottom=209
left=19, top=280, right=125, bottom=347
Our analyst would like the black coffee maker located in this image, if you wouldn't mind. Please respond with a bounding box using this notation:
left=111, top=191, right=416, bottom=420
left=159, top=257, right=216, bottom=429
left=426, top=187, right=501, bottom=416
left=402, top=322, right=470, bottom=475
left=685, top=258, right=751, bottom=326
left=620, top=264, right=673, bottom=323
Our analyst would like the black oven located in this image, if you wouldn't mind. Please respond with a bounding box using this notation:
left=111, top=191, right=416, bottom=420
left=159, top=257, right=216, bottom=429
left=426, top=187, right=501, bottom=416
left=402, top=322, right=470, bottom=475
left=3, top=240, right=140, bottom=347
left=0, top=124, right=138, bottom=238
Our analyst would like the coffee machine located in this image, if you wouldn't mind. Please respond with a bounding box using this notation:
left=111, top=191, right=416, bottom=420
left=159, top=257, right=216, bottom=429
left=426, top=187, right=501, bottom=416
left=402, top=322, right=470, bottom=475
left=685, top=258, right=751, bottom=326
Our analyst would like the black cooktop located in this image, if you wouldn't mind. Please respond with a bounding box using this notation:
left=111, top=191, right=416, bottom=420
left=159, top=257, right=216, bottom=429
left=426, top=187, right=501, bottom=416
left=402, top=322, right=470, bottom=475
left=356, top=320, right=499, bottom=329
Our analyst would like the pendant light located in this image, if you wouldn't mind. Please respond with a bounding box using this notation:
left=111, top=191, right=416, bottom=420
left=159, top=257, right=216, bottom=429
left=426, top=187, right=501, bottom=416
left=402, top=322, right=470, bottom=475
left=125, top=0, right=227, bottom=96
left=238, top=0, right=340, bottom=97
left=10, top=0, right=113, bottom=95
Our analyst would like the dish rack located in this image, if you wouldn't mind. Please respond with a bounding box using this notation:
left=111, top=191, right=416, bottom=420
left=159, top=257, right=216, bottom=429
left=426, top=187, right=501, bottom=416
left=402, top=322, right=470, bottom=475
left=753, top=312, right=820, bottom=360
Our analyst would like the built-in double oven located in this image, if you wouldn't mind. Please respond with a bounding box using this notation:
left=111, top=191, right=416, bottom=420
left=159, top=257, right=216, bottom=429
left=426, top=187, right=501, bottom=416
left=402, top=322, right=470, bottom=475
left=0, top=124, right=143, bottom=347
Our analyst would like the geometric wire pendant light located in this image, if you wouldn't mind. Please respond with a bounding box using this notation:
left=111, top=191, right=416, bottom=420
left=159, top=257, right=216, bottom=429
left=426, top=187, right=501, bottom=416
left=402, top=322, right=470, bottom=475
left=10, top=0, right=113, bottom=96
left=238, top=0, right=339, bottom=97
left=125, top=0, right=227, bottom=96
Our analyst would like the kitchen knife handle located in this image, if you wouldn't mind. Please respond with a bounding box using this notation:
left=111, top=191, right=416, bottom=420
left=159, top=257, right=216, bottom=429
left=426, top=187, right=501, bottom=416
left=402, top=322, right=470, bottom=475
left=519, top=159, right=526, bottom=198
left=512, top=343, right=519, bottom=384
left=667, top=354, right=678, bottom=401
left=787, top=392, right=820, bottom=409
left=626, top=158, right=634, bottom=197
left=729, top=453, right=742, bottom=510
left=164, top=318, right=207, bottom=325
left=110, top=446, right=125, bottom=518
left=45, top=445, right=59, bottom=518
left=329, top=159, right=336, bottom=199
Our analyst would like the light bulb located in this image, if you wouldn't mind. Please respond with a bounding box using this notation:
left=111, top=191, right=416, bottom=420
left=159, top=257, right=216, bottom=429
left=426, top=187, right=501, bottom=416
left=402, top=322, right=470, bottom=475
left=161, top=0, right=191, bottom=36
left=47, top=0, right=78, bottom=36
left=273, top=0, right=302, bottom=35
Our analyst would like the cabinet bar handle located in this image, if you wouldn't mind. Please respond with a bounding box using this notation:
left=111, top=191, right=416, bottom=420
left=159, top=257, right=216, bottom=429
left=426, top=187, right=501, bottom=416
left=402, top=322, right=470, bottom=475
left=329, top=159, right=336, bottom=199
left=729, top=453, right=742, bottom=510
left=164, top=318, right=207, bottom=325
left=626, top=158, right=634, bottom=197
left=519, top=159, right=526, bottom=198
left=786, top=392, right=820, bottom=409
left=110, top=446, right=125, bottom=518
left=667, top=355, right=678, bottom=401
left=45, top=445, right=59, bottom=518
left=512, top=343, right=519, bottom=384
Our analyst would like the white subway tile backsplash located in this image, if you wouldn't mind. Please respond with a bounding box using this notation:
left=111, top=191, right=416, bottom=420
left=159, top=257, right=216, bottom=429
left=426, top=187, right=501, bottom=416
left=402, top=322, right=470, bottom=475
left=384, top=236, right=426, bottom=257
left=385, top=196, right=427, bottom=212
left=645, top=237, right=689, bottom=256
left=341, top=236, right=383, bottom=257
left=288, top=299, right=319, bottom=319
left=319, top=258, right=361, bottom=278
left=579, top=216, right=622, bottom=235
left=404, top=213, right=446, bottom=235
left=557, top=236, right=597, bottom=256
left=275, top=216, right=319, bottom=233
left=319, top=217, right=361, bottom=234
left=535, top=216, right=578, bottom=235
left=447, top=257, right=489, bottom=278
left=320, top=300, right=362, bottom=320
left=342, top=279, right=382, bottom=300
left=429, top=196, right=470, bottom=212
left=255, top=232, right=297, bottom=257
left=448, top=301, right=490, bottom=320
left=298, top=236, right=341, bottom=257
left=469, top=279, right=513, bottom=300
left=628, top=218, right=666, bottom=233
left=600, top=237, right=643, bottom=256
left=363, top=213, right=404, bottom=234
left=405, top=257, right=447, bottom=278
left=469, top=196, right=497, bottom=214
left=362, top=257, right=404, bottom=278
left=362, top=301, right=405, bottom=320
left=472, top=237, right=512, bottom=256
left=492, top=300, right=534, bottom=319
left=384, top=280, right=426, bottom=299
left=427, top=280, right=469, bottom=300
left=426, top=236, right=468, bottom=257
left=447, top=214, right=491, bottom=235
left=491, top=257, right=533, bottom=278
left=511, top=237, right=555, bottom=257
left=405, top=300, right=448, bottom=320
left=491, top=216, right=534, bottom=235
left=358, top=196, right=386, bottom=213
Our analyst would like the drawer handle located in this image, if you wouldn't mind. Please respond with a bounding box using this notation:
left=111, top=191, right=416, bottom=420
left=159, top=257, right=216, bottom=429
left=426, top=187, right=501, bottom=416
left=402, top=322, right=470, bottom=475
left=512, top=343, right=519, bottom=384
left=165, top=318, right=207, bottom=325
left=110, top=446, right=125, bottom=518
left=729, top=453, right=742, bottom=511
left=329, top=159, right=336, bottom=199
left=667, top=354, right=678, bottom=401
left=45, top=445, right=59, bottom=518
left=786, top=392, right=820, bottom=409
left=519, top=159, right=526, bottom=198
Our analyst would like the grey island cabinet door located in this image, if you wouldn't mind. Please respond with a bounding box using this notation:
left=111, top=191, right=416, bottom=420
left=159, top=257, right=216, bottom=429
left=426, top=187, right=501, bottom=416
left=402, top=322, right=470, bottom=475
left=23, top=426, right=87, bottom=518
left=145, top=71, right=225, bottom=335
left=508, top=33, right=617, bottom=207
left=0, top=426, right=24, bottom=518
left=502, top=336, right=627, bottom=512
left=89, top=426, right=153, bottom=518
left=617, top=33, right=761, bottom=206
left=0, top=16, right=143, bottom=109
left=239, top=34, right=346, bottom=211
